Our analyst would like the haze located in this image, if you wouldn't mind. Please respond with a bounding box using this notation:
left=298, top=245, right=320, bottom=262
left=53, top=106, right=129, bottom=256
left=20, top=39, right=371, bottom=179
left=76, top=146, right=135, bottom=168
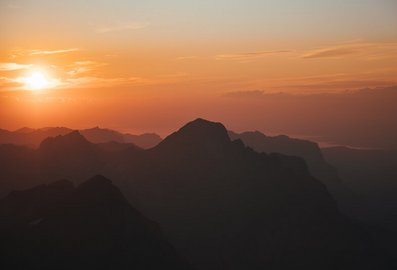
left=1, top=0, right=396, bottom=148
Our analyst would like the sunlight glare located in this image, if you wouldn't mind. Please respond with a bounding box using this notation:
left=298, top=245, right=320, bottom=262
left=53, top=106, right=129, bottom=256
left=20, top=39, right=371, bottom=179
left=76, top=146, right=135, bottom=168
left=24, top=71, right=49, bottom=91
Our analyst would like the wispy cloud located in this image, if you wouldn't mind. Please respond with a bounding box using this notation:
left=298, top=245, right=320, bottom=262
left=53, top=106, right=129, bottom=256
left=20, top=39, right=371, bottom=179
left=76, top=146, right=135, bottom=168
left=176, top=56, right=198, bottom=60
left=0, top=63, right=32, bottom=71
left=303, top=42, right=397, bottom=59
left=223, top=90, right=265, bottom=98
left=8, top=48, right=80, bottom=59
left=96, top=22, right=149, bottom=33
left=0, top=75, right=62, bottom=91
left=62, top=76, right=152, bottom=89
left=30, top=48, right=80, bottom=55
left=67, top=60, right=107, bottom=76
left=0, top=74, right=151, bottom=92
left=215, top=50, right=292, bottom=61
left=221, top=69, right=397, bottom=96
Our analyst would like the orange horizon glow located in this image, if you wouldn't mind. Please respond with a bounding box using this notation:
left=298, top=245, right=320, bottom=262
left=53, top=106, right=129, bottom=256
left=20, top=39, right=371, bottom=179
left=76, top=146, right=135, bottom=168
left=1, top=1, right=397, bottom=148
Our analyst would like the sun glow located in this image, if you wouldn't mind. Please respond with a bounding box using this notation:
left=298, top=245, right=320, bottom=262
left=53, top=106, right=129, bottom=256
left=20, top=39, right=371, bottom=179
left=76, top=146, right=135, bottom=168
left=24, top=71, right=49, bottom=91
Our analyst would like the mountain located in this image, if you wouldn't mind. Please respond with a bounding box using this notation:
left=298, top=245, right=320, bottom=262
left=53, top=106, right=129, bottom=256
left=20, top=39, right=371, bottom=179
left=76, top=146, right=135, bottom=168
left=228, top=130, right=358, bottom=217
left=0, top=131, right=142, bottom=197
left=0, top=127, right=72, bottom=147
left=322, top=146, right=397, bottom=258
left=0, top=144, right=39, bottom=196
left=322, top=146, right=397, bottom=224
left=0, top=127, right=162, bottom=149
left=0, top=175, right=191, bottom=270
left=80, top=127, right=125, bottom=143
left=122, top=133, right=162, bottom=149
left=38, top=131, right=105, bottom=183
left=105, top=119, right=391, bottom=269
left=0, top=119, right=393, bottom=269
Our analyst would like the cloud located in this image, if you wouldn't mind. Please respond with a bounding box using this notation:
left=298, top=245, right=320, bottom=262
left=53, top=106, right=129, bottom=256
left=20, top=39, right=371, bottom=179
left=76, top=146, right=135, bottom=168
left=223, top=90, right=265, bottom=98
left=61, top=76, right=152, bottom=89
left=0, top=74, right=150, bottom=92
left=96, top=22, right=149, bottom=33
left=0, top=75, right=62, bottom=91
left=220, top=69, right=397, bottom=96
left=67, top=61, right=108, bottom=76
left=215, top=50, right=292, bottom=61
left=0, top=63, right=32, bottom=71
left=8, top=48, right=79, bottom=59
left=29, top=48, right=80, bottom=55
left=303, top=42, right=397, bottom=59
left=176, top=56, right=198, bottom=60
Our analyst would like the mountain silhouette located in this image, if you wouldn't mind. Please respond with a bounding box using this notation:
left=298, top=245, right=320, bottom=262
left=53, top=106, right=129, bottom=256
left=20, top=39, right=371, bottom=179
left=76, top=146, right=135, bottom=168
left=0, top=175, right=191, bottom=270
left=108, top=119, right=391, bottom=269
left=322, top=146, right=397, bottom=226
left=0, top=126, right=161, bottom=149
left=323, top=146, right=397, bottom=257
left=38, top=131, right=105, bottom=184
left=0, top=119, right=393, bottom=269
left=228, top=130, right=359, bottom=217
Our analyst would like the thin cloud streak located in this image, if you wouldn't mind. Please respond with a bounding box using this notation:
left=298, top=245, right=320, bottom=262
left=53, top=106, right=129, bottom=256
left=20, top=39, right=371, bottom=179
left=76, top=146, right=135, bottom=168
left=215, top=50, right=292, bottom=61
left=303, top=42, right=397, bottom=59
left=96, top=22, right=149, bottom=33
left=30, top=48, right=80, bottom=55
left=67, top=61, right=108, bottom=76
left=0, top=63, right=32, bottom=71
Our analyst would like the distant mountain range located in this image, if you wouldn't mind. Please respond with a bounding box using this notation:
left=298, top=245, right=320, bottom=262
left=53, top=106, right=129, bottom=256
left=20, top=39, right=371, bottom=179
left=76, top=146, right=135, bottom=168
left=0, top=118, right=392, bottom=269
left=228, top=130, right=358, bottom=217
left=0, top=175, right=191, bottom=270
left=322, top=146, right=397, bottom=253
left=0, top=126, right=162, bottom=149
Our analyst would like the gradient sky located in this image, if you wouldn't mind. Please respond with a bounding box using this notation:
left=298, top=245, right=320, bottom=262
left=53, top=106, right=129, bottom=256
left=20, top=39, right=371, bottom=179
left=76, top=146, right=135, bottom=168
left=1, top=0, right=397, bottom=147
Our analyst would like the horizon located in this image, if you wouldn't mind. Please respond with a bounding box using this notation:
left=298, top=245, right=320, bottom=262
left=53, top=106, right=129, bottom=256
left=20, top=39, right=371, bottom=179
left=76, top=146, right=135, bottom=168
left=1, top=1, right=397, bottom=146
left=1, top=113, right=391, bottom=150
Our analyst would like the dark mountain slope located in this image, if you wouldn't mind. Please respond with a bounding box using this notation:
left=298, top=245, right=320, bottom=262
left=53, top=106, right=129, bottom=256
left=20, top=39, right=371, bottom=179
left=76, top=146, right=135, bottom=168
left=0, top=175, right=191, bottom=270
left=0, top=144, right=38, bottom=196
left=0, top=119, right=392, bottom=269
left=228, top=130, right=358, bottom=217
left=38, top=131, right=105, bottom=183
left=106, top=119, right=391, bottom=270
left=323, top=146, right=397, bottom=256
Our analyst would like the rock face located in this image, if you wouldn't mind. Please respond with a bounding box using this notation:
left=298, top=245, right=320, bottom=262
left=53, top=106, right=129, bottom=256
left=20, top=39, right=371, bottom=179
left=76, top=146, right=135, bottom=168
left=0, top=175, right=191, bottom=270
left=0, top=119, right=393, bottom=269
left=228, top=130, right=358, bottom=217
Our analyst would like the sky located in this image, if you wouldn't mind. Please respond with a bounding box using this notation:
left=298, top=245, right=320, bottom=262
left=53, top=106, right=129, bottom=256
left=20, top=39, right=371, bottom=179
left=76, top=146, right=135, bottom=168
left=0, top=0, right=396, bottom=147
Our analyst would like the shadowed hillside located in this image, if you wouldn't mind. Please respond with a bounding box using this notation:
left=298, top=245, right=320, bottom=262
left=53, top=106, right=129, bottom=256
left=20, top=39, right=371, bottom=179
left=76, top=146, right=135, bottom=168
left=228, top=130, right=359, bottom=217
left=0, top=175, right=191, bottom=270
left=0, top=119, right=393, bottom=269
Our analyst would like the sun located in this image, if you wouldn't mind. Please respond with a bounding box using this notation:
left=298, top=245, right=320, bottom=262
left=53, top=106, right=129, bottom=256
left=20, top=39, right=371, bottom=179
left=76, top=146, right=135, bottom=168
left=24, top=71, right=49, bottom=91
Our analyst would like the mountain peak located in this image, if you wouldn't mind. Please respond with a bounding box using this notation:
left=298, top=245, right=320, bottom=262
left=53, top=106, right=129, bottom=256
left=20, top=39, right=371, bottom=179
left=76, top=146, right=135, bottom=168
left=178, top=118, right=229, bottom=137
left=65, top=130, right=84, bottom=138
left=15, top=127, right=36, bottom=134
left=155, top=118, right=231, bottom=156
left=47, top=179, right=74, bottom=190
left=39, top=130, right=89, bottom=148
left=79, top=174, right=113, bottom=188
left=77, top=175, right=125, bottom=203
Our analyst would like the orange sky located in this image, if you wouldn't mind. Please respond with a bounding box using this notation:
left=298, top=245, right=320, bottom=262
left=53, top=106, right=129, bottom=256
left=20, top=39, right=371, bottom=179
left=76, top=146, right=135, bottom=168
left=1, top=0, right=397, bottom=147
